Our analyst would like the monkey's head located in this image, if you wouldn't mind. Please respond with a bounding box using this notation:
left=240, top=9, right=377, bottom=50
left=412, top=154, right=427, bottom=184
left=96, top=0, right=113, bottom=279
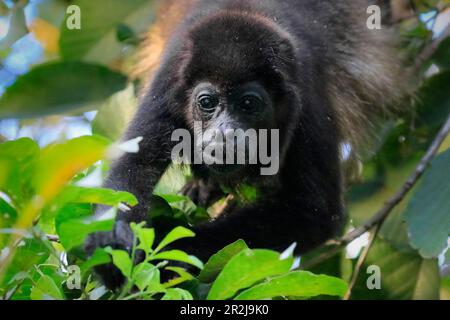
left=175, top=12, right=301, bottom=178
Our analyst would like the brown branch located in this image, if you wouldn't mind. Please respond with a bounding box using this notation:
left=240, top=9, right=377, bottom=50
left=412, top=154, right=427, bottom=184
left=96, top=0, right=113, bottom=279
left=341, top=113, right=450, bottom=298
left=302, top=112, right=450, bottom=271
left=343, top=223, right=381, bottom=300
left=45, top=234, right=60, bottom=243
left=342, top=113, right=450, bottom=244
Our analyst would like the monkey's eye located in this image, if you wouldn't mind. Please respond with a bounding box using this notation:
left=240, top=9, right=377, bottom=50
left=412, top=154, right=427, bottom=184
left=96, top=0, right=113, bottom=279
left=197, top=94, right=218, bottom=112
left=239, top=93, right=263, bottom=113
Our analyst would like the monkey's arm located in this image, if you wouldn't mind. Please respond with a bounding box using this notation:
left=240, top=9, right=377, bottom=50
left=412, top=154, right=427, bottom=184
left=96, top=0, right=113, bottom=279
left=105, top=112, right=176, bottom=223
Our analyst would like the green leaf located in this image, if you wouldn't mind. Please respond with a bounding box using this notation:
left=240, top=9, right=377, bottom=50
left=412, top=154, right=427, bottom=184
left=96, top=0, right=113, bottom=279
left=151, top=250, right=204, bottom=270
left=58, top=218, right=115, bottom=251
left=199, top=239, right=248, bottom=283
left=56, top=205, right=114, bottom=251
left=131, top=224, right=155, bottom=254
left=0, top=138, right=40, bottom=203
left=0, top=62, right=127, bottom=118
left=154, top=227, right=195, bottom=254
left=30, top=275, right=64, bottom=300
left=154, top=165, right=190, bottom=195
left=1, top=239, right=50, bottom=288
left=116, top=24, right=138, bottom=44
left=235, top=184, right=258, bottom=204
left=56, top=186, right=138, bottom=208
left=105, top=248, right=132, bottom=279
left=92, top=84, right=138, bottom=141
left=235, top=271, right=348, bottom=300
left=147, top=195, right=174, bottom=219
left=404, top=149, right=450, bottom=258
left=161, top=288, right=193, bottom=300
left=55, top=203, right=91, bottom=225
left=59, top=0, right=156, bottom=63
left=163, top=267, right=194, bottom=288
left=80, top=248, right=111, bottom=277
left=132, top=263, right=163, bottom=292
left=34, top=136, right=110, bottom=202
left=207, top=249, right=294, bottom=300
left=348, top=239, right=440, bottom=300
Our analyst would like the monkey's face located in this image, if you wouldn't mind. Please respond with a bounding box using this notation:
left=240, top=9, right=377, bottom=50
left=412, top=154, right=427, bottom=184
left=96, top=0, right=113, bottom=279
left=187, top=80, right=277, bottom=176
left=176, top=13, right=300, bottom=178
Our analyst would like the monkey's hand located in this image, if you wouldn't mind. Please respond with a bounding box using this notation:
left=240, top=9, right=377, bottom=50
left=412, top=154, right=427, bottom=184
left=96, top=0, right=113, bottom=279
left=84, top=220, right=136, bottom=290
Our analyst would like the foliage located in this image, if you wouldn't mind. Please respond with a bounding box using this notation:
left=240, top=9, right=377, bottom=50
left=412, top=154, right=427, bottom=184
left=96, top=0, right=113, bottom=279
left=0, top=0, right=449, bottom=300
left=0, top=135, right=347, bottom=300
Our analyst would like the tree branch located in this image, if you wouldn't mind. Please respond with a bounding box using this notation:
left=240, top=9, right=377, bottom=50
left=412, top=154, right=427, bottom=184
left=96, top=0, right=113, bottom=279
left=302, top=112, right=450, bottom=271
left=45, top=234, right=60, bottom=243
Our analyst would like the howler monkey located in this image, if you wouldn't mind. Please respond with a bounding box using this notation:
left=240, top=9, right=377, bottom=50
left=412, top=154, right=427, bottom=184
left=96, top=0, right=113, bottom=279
left=86, top=0, right=406, bottom=289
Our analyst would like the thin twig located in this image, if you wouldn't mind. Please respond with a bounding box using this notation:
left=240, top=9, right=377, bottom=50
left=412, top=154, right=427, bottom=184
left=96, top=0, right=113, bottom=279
left=302, top=112, right=450, bottom=270
left=45, top=234, right=60, bottom=243
left=343, top=223, right=382, bottom=300
left=342, top=113, right=450, bottom=244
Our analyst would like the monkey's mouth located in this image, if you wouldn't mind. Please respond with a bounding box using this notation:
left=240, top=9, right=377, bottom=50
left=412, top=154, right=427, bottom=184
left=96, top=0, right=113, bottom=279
left=201, top=142, right=255, bottom=175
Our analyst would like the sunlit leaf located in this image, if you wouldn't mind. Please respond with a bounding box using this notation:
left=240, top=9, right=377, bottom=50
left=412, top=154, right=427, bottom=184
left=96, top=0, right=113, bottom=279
left=154, top=227, right=195, bottom=254
left=161, top=288, right=193, bottom=300
left=132, top=263, right=162, bottom=292
left=199, top=239, right=248, bottom=283
left=0, top=138, right=40, bottom=203
left=57, top=216, right=114, bottom=251
left=29, top=18, right=60, bottom=54
left=235, top=271, right=348, bottom=300
left=163, top=266, right=194, bottom=288
left=55, top=186, right=137, bottom=208
left=80, top=248, right=111, bottom=277
left=130, top=224, right=155, bottom=254
left=30, top=275, right=64, bottom=300
left=105, top=248, right=132, bottom=279
left=34, top=136, right=110, bottom=202
left=151, top=250, right=203, bottom=270
left=207, top=249, right=294, bottom=300
left=92, top=85, right=138, bottom=141
left=1, top=239, right=50, bottom=288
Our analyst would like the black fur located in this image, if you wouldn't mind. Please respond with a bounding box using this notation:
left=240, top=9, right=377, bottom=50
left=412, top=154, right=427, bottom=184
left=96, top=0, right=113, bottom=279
left=86, top=0, right=399, bottom=289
